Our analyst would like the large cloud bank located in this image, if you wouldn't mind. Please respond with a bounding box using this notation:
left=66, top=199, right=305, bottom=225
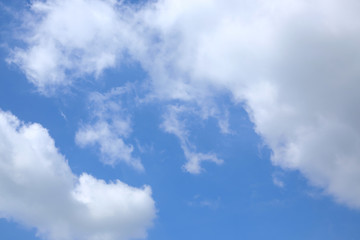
left=8, top=0, right=360, bottom=208
left=0, top=110, right=156, bottom=240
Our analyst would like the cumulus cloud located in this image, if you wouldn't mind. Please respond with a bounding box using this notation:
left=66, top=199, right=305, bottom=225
left=8, top=0, right=360, bottom=208
left=76, top=87, right=143, bottom=170
left=7, top=0, right=137, bottom=93
left=0, top=109, right=155, bottom=240
left=140, top=0, right=360, bottom=208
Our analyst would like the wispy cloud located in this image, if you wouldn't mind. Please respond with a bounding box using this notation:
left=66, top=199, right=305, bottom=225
left=76, top=87, right=143, bottom=170
left=187, top=195, right=221, bottom=210
left=161, top=105, right=223, bottom=174
left=272, top=172, right=285, bottom=188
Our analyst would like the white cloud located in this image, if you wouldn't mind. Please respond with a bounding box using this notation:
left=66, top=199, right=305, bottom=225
left=161, top=105, right=223, bottom=174
left=140, top=0, right=360, bottom=208
left=8, top=0, right=136, bottom=93
left=76, top=87, right=143, bottom=170
left=8, top=0, right=360, bottom=208
left=0, top=109, right=155, bottom=240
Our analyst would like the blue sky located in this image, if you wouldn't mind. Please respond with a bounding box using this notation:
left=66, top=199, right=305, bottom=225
left=1, top=0, right=360, bottom=240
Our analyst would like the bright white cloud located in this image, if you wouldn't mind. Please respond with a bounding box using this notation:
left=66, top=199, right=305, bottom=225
left=0, top=109, right=155, bottom=240
left=140, top=0, right=360, bottom=208
left=8, top=0, right=136, bottom=93
left=8, top=0, right=360, bottom=208
left=76, top=87, right=143, bottom=170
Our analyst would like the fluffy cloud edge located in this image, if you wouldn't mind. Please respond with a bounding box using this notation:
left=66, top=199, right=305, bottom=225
left=0, top=109, right=156, bottom=240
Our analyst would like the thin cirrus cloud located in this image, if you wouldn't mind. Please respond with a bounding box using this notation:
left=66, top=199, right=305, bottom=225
left=8, top=0, right=360, bottom=210
left=161, top=105, right=223, bottom=174
left=0, top=109, right=156, bottom=240
left=75, top=87, right=144, bottom=171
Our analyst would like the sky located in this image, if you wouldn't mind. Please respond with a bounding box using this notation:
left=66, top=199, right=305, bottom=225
left=1, top=0, right=360, bottom=239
